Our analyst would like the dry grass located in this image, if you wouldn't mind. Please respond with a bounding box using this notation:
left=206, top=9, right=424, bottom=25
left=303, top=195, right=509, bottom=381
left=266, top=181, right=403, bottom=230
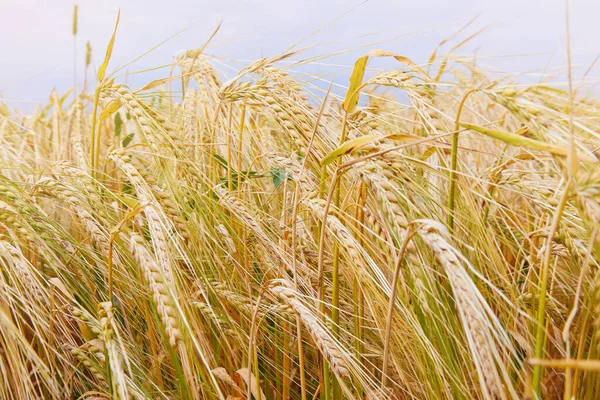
left=0, top=17, right=600, bottom=400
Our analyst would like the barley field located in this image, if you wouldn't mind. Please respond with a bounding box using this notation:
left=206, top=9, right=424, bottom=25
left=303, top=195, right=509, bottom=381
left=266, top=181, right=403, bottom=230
left=1, top=7, right=600, bottom=400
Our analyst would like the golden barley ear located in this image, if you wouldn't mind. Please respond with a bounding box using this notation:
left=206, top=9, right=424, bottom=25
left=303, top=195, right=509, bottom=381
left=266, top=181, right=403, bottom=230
left=72, top=4, right=78, bottom=36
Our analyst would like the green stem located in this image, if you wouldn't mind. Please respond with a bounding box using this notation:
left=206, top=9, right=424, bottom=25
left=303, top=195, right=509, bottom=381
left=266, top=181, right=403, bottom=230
left=331, top=113, right=348, bottom=400
left=532, top=180, right=572, bottom=397
left=448, top=88, right=477, bottom=231
left=381, top=226, right=415, bottom=389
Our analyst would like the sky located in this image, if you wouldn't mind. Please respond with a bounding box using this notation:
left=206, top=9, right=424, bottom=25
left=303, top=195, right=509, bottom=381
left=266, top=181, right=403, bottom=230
left=1, top=0, right=599, bottom=110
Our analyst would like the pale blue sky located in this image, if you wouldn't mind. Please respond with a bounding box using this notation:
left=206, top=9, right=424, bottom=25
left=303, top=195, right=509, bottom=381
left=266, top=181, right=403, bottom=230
left=1, top=0, right=599, bottom=109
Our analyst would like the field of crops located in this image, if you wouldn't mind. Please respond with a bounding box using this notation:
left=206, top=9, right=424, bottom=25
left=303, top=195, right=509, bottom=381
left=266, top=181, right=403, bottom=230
left=1, top=9, right=600, bottom=400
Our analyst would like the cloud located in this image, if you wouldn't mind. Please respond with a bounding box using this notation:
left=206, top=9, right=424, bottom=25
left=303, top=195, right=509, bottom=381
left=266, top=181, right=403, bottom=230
left=1, top=0, right=599, bottom=109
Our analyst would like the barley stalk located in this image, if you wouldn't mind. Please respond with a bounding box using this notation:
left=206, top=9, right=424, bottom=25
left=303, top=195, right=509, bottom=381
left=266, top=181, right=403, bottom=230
left=416, top=219, right=518, bottom=399
left=268, top=279, right=350, bottom=378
